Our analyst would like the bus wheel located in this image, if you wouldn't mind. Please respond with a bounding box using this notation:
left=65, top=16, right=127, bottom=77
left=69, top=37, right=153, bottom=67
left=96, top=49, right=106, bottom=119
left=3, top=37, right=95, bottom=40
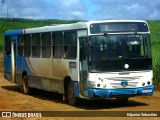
left=116, top=97, right=129, bottom=103
left=21, top=75, right=30, bottom=94
left=67, top=81, right=79, bottom=106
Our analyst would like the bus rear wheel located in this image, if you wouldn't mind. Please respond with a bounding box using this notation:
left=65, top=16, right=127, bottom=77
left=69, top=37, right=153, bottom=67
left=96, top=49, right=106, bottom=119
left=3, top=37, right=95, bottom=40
left=67, top=81, right=79, bottom=106
left=21, top=75, right=30, bottom=94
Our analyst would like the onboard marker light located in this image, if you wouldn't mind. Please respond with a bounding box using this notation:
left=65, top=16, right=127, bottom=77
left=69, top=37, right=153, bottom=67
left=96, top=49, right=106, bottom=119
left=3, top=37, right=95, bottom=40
left=124, top=64, right=129, bottom=69
left=103, top=84, right=106, bottom=88
left=142, top=82, right=145, bottom=86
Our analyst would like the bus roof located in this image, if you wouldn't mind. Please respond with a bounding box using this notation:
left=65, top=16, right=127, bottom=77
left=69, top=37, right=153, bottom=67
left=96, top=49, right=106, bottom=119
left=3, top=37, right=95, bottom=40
left=25, top=20, right=147, bottom=34
left=25, top=22, right=87, bottom=34
left=4, top=29, right=24, bottom=36
left=87, top=20, right=147, bottom=24
left=4, top=20, right=148, bottom=35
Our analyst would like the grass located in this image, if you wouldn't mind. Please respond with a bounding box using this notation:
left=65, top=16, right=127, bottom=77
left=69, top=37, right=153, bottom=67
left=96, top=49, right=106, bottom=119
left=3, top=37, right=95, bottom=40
left=0, top=18, right=160, bottom=90
left=147, top=20, right=160, bottom=90
left=0, top=18, right=83, bottom=51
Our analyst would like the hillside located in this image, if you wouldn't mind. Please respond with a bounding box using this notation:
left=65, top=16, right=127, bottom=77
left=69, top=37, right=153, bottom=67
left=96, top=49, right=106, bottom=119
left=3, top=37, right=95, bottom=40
left=0, top=18, right=160, bottom=89
left=0, top=18, right=83, bottom=51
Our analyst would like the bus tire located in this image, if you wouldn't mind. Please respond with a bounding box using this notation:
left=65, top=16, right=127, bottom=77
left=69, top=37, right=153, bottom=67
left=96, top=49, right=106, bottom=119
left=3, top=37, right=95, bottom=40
left=21, top=75, right=31, bottom=95
left=67, top=81, right=79, bottom=106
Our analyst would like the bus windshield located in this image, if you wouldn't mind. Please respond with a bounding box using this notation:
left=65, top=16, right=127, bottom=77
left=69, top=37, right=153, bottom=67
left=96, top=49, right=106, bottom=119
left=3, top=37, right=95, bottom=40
left=89, top=34, right=152, bottom=72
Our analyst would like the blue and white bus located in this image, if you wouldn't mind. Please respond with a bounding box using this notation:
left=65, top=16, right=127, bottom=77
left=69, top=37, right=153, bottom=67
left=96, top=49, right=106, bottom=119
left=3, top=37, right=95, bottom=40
left=4, top=20, right=154, bottom=105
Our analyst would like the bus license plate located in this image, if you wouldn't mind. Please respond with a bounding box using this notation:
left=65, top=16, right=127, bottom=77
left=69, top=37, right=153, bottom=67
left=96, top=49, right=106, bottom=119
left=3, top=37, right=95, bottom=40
left=142, top=89, right=152, bottom=93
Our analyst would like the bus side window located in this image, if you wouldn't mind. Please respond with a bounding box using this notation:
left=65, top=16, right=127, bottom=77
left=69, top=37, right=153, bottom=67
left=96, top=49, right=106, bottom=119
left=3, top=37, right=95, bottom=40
left=32, top=34, right=41, bottom=58
left=24, top=34, right=31, bottom=57
left=52, top=32, right=63, bottom=58
left=64, top=31, right=77, bottom=59
left=41, top=33, right=51, bottom=58
left=5, top=36, right=11, bottom=56
left=18, top=35, right=24, bottom=56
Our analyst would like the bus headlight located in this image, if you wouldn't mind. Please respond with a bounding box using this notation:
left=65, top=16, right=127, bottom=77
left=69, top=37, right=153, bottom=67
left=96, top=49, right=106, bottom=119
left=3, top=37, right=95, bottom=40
left=103, top=84, right=106, bottom=88
left=142, top=82, right=145, bottom=86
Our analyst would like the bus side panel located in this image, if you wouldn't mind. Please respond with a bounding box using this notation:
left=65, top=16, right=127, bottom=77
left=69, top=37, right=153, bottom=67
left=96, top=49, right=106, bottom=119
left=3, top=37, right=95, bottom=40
left=4, top=30, right=24, bottom=82
left=4, top=55, right=12, bottom=81
left=16, top=56, right=23, bottom=84
left=20, top=57, right=80, bottom=95
left=26, top=58, right=53, bottom=91
left=23, top=57, right=34, bottom=75
left=16, top=56, right=35, bottom=86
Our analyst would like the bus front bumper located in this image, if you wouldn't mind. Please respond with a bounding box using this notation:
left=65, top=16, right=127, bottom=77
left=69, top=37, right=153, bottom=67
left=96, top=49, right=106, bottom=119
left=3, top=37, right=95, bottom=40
left=88, top=85, right=154, bottom=98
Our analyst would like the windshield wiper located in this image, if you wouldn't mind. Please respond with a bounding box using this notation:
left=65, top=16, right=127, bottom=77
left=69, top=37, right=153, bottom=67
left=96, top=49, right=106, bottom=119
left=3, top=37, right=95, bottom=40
left=104, top=32, right=112, bottom=41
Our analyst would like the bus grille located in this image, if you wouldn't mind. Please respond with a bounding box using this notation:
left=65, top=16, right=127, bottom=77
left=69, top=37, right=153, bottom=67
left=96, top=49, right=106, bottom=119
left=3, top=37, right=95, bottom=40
left=107, top=76, right=141, bottom=88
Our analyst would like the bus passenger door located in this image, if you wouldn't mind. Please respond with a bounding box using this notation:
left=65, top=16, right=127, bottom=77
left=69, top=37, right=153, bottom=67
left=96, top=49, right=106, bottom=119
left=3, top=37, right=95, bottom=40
left=11, top=36, right=17, bottom=83
left=79, top=37, right=89, bottom=97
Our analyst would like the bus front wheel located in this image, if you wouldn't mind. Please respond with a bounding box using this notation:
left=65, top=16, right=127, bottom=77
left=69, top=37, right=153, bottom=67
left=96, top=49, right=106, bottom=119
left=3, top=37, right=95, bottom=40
left=67, top=81, right=79, bottom=106
left=21, top=75, right=30, bottom=94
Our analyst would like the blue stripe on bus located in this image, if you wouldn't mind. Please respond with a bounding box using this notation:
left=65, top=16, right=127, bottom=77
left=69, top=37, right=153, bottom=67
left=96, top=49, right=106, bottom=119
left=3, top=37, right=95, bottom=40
left=73, top=81, right=80, bottom=97
left=4, top=29, right=24, bottom=36
left=88, top=85, right=154, bottom=98
left=16, top=57, right=33, bottom=75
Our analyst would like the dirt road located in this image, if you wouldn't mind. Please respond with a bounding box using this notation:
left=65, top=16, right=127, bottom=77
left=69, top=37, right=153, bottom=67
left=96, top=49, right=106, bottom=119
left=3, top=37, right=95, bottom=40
left=0, top=71, right=160, bottom=120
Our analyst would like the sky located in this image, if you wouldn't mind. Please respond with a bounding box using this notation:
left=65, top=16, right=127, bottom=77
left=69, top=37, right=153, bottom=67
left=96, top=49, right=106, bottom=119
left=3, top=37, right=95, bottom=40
left=0, top=0, right=160, bottom=20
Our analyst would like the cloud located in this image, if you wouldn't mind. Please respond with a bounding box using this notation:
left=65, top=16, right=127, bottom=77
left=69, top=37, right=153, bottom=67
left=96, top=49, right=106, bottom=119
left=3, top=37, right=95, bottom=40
left=50, top=0, right=87, bottom=20
left=91, top=0, right=160, bottom=20
left=0, top=0, right=159, bottom=20
left=0, top=0, right=50, bottom=19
